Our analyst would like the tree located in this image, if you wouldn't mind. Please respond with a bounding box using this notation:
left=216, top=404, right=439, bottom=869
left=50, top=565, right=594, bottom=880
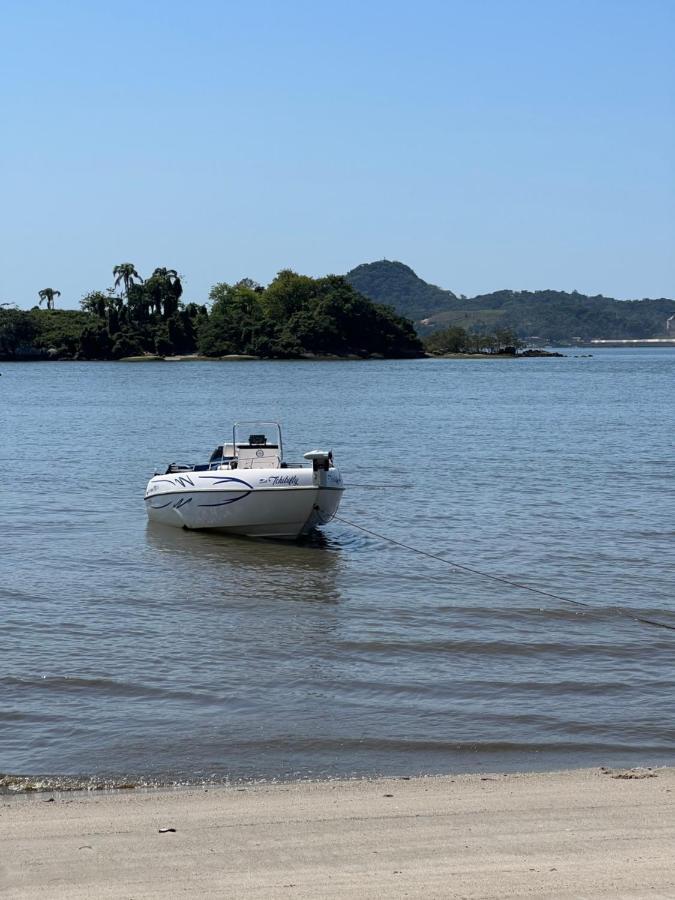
left=145, top=267, right=183, bottom=317
left=0, top=308, right=39, bottom=357
left=424, top=325, right=469, bottom=354
left=125, top=281, right=152, bottom=323
left=198, top=281, right=267, bottom=356
left=38, top=288, right=61, bottom=310
left=494, top=328, right=523, bottom=353
left=112, top=263, right=143, bottom=295
left=80, top=291, right=108, bottom=318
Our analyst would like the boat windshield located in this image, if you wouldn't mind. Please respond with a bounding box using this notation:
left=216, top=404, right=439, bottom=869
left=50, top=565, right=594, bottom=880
left=233, top=422, right=283, bottom=458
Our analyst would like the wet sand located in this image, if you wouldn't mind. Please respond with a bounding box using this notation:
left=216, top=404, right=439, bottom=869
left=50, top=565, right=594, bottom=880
left=2, top=767, right=674, bottom=899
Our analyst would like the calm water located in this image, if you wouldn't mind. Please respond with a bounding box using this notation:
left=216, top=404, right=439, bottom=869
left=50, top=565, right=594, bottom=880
left=1, top=352, right=674, bottom=783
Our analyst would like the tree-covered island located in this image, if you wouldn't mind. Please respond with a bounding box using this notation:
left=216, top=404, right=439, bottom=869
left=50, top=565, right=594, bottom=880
left=0, top=266, right=423, bottom=361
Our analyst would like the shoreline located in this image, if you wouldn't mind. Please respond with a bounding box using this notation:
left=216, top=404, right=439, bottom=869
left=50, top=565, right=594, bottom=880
left=3, top=766, right=674, bottom=898
left=0, top=760, right=667, bottom=796
left=0, top=349, right=568, bottom=364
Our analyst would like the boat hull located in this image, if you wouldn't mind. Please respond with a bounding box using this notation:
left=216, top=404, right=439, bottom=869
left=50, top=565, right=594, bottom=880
left=144, top=467, right=343, bottom=539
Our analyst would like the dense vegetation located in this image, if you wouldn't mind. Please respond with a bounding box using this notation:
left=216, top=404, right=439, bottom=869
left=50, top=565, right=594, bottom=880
left=0, top=266, right=422, bottom=360
left=346, top=261, right=675, bottom=343
left=199, top=271, right=421, bottom=358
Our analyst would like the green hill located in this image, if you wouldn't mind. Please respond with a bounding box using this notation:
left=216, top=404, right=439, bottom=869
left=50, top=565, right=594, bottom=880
left=346, top=260, right=675, bottom=343
left=429, top=290, right=675, bottom=343
left=346, top=260, right=458, bottom=321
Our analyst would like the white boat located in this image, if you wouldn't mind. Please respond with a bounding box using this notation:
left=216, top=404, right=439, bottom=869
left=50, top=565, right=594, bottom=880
left=144, top=422, right=344, bottom=539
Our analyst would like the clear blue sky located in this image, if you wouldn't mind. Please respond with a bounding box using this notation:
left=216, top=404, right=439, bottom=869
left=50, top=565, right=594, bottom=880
left=2, top=0, right=673, bottom=308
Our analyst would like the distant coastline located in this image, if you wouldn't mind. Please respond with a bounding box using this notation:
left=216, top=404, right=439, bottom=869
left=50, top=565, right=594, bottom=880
left=3, top=258, right=673, bottom=363
left=1, top=349, right=570, bottom=364
left=346, top=260, right=675, bottom=343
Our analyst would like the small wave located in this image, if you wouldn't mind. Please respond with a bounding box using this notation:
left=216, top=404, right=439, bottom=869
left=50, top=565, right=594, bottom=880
left=0, top=710, right=62, bottom=723
left=333, top=637, right=632, bottom=657
left=332, top=674, right=662, bottom=700
left=0, top=675, right=215, bottom=703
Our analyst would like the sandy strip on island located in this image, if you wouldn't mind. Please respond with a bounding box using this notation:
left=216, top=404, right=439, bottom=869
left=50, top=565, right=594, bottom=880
left=2, top=767, right=674, bottom=899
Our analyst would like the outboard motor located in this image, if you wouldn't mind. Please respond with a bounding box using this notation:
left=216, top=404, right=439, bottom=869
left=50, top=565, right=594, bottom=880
left=304, top=450, right=333, bottom=472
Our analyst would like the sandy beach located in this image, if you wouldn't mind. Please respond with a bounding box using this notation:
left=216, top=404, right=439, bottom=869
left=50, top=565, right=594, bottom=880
left=2, top=767, right=674, bottom=899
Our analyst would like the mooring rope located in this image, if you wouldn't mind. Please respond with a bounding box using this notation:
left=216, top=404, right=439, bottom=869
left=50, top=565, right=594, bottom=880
left=333, top=514, right=675, bottom=635
left=343, top=483, right=413, bottom=489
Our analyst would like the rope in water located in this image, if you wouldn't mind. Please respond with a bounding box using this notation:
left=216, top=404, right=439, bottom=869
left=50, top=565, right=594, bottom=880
left=342, top=483, right=413, bottom=489
left=333, top=514, right=675, bottom=635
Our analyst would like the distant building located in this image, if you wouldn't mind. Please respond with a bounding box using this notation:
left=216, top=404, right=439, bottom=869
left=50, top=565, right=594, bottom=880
left=589, top=338, right=675, bottom=346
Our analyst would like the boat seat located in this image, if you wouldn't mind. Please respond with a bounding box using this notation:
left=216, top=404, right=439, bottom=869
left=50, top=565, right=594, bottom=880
left=237, top=454, right=281, bottom=469
left=236, top=446, right=281, bottom=469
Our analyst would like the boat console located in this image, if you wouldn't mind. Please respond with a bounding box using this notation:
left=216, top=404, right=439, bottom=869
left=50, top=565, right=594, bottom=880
left=165, top=422, right=286, bottom=473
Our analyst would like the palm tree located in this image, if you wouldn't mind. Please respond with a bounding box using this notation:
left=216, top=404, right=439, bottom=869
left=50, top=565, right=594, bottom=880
left=80, top=291, right=108, bottom=318
left=112, top=263, right=143, bottom=295
left=38, top=288, right=61, bottom=310
left=149, top=267, right=183, bottom=316
left=151, top=268, right=182, bottom=296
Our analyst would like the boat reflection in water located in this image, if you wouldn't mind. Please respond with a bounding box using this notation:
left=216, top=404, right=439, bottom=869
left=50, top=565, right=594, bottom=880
left=144, top=520, right=343, bottom=607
